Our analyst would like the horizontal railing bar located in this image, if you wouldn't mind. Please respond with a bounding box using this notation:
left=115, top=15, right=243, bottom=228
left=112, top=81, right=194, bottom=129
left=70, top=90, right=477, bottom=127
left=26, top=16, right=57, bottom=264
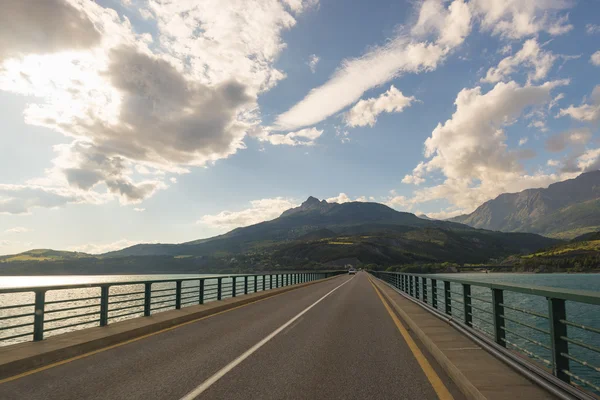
left=501, top=315, right=551, bottom=335
left=45, top=296, right=101, bottom=305
left=561, top=319, right=600, bottom=335
left=0, top=312, right=35, bottom=321
left=150, top=287, right=177, bottom=294
left=180, top=288, right=200, bottom=294
left=452, top=299, right=464, bottom=305
left=180, top=294, right=199, bottom=301
left=504, top=339, right=552, bottom=366
left=0, top=303, right=35, bottom=311
left=109, top=290, right=146, bottom=298
left=500, top=327, right=551, bottom=350
left=150, top=293, right=177, bottom=300
left=45, top=310, right=100, bottom=323
left=562, top=353, right=600, bottom=373
left=45, top=303, right=100, bottom=314
left=468, top=295, right=492, bottom=304
left=108, top=297, right=145, bottom=306
left=562, top=370, right=600, bottom=393
left=449, top=290, right=463, bottom=297
left=0, top=331, right=34, bottom=341
left=500, top=303, right=547, bottom=319
left=1, top=321, right=33, bottom=330
left=469, top=303, right=493, bottom=315
left=375, top=272, right=600, bottom=305
left=561, top=336, right=600, bottom=354
left=108, top=309, right=145, bottom=319
left=180, top=299, right=199, bottom=305
left=150, top=299, right=175, bottom=307
left=109, top=304, right=145, bottom=313
left=44, top=319, right=100, bottom=332
left=469, top=313, right=494, bottom=325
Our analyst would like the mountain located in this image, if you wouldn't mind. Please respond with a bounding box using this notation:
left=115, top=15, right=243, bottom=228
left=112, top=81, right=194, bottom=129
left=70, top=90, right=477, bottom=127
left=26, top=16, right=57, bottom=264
left=1, top=197, right=560, bottom=275
left=450, top=171, right=600, bottom=239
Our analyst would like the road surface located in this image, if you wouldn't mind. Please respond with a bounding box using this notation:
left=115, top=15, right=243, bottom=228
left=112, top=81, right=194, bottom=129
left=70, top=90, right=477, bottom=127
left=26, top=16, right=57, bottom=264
left=0, top=272, right=464, bottom=399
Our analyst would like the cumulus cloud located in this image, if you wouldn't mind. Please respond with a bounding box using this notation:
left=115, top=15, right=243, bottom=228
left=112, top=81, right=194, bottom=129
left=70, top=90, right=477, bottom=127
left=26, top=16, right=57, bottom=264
left=4, top=227, right=32, bottom=234
left=0, top=0, right=100, bottom=61
left=545, top=128, right=592, bottom=152
left=518, top=137, right=528, bottom=146
left=559, top=85, right=600, bottom=123
left=411, top=0, right=472, bottom=47
left=325, top=193, right=368, bottom=203
left=0, top=184, right=102, bottom=215
left=576, top=148, right=600, bottom=172
left=470, top=0, right=573, bottom=39
left=482, top=39, right=557, bottom=83
left=198, top=197, right=298, bottom=229
left=401, top=79, right=570, bottom=211
left=258, top=127, right=324, bottom=146
left=591, top=51, right=600, bottom=66
left=0, top=0, right=318, bottom=212
left=307, top=54, right=320, bottom=73
left=587, top=24, right=600, bottom=35
left=345, top=85, right=416, bottom=127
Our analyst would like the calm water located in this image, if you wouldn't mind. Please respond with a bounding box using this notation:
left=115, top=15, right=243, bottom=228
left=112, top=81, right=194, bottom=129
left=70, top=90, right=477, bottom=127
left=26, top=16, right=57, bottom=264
left=1, top=273, right=600, bottom=393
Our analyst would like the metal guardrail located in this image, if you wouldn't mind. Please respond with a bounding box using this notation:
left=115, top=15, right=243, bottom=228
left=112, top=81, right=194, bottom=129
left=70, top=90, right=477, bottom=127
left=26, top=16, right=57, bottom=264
left=369, top=271, right=600, bottom=397
left=0, top=271, right=346, bottom=345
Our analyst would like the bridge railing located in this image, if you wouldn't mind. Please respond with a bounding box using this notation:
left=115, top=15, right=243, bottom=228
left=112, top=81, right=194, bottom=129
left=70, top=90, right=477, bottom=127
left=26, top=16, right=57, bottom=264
left=370, top=271, right=600, bottom=396
left=0, top=271, right=345, bottom=346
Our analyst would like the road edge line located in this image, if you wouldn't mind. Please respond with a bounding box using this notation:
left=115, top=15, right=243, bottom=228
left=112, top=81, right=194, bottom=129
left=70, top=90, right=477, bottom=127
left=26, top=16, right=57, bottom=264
left=369, top=276, right=487, bottom=400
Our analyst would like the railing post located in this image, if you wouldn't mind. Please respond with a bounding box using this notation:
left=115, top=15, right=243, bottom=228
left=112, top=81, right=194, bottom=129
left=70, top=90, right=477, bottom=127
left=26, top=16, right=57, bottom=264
left=217, top=277, right=222, bottom=300
left=176, top=280, right=182, bottom=309
left=415, top=276, right=420, bottom=300
left=463, top=284, right=472, bottom=327
left=409, top=276, right=414, bottom=297
left=422, top=278, right=427, bottom=303
left=492, top=288, right=505, bottom=347
left=244, top=276, right=248, bottom=294
left=33, top=290, right=45, bottom=341
left=262, top=275, right=266, bottom=291
left=270, top=274, right=273, bottom=290
left=199, top=279, right=205, bottom=304
left=100, top=285, right=109, bottom=327
left=444, top=281, right=451, bottom=315
left=232, top=277, right=237, bottom=298
left=431, top=279, right=437, bottom=308
left=144, top=283, right=152, bottom=316
left=254, top=275, right=258, bottom=293
left=548, top=298, right=570, bottom=383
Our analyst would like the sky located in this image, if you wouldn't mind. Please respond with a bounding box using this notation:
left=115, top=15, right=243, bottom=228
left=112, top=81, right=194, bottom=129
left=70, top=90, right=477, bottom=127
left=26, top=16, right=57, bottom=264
left=1, top=0, right=600, bottom=255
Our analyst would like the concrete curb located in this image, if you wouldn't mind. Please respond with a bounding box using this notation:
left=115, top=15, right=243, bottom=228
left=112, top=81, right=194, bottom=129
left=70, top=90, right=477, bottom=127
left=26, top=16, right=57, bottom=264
left=0, top=275, right=343, bottom=381
left=370, top=277, right=487, bottom=400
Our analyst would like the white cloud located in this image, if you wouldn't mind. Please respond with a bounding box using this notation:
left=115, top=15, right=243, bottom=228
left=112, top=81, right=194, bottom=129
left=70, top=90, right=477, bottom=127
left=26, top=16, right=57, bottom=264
left=325, top=193, right=367, bottom=204
left=0, top=0, right=318, bottom=212
left=591, top=51, right=600, bottom=66
left=547, top=159, right=559, bottom=167
left=482, top=39, right=557, bottom=83
left=545, top=128, right=592, bottom=152
left=587, top=24, right=600, bottom=35
left=258, top=127, right=324, bottom=146
left=4, top=227, right=32, bottom=234
left=401, top=79, right=570, bottom=212
left=559, top=85, right=600, bottom=123
left=274, top=0, right=471, bottom=131
left=68, top=239, right=150, bottom=254
left=470, top=0, right=573, bottom=39
left=133, top=207, right=145, bottom=212
left=0, top=184, right=105, bottom=215
left=518, top=137, right=528, bottom=146
left=307, top=54, right=320, bottom=73
left=345, top=85, right=416, bottom=127
left=169, top=177, right=177, bottom=184
left=411, top=0, right=472, bottom=47
left=576, top=148, right=600, bottom=172
left=198, top=197, right=298, bottom=230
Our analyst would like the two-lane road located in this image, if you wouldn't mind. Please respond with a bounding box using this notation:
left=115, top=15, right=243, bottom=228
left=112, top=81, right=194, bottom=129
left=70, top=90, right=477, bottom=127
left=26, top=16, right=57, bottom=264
left=0, top=273, right=464, bottom=399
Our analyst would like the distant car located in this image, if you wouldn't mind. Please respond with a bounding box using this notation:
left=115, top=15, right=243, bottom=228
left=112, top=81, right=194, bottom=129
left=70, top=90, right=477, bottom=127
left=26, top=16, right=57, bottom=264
left=348, top=268, right=356, bottom=275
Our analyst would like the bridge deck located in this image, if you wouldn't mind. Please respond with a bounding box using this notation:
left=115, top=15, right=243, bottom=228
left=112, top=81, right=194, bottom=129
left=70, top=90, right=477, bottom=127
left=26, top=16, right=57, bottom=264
left=0, top=273, right=470, bottom=400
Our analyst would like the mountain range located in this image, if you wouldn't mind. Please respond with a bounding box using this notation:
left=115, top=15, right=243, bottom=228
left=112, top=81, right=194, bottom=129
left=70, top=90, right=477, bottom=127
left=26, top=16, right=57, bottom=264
left=449, top=170, right=600, bottom=239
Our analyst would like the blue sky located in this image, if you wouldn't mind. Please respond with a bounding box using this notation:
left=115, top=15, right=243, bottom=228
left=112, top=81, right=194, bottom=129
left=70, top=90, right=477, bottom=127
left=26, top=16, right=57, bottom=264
left=1, top=0, right=599, bottom=254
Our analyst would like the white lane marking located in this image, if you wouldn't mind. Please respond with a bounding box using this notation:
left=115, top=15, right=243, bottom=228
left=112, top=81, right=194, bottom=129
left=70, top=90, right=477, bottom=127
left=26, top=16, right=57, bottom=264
left=179, top=276, right=354, bottom=400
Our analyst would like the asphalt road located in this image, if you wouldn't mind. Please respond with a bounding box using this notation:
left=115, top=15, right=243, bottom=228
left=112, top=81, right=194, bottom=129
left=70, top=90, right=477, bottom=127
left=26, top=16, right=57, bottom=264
left=0, top=272, right=464, bottom=400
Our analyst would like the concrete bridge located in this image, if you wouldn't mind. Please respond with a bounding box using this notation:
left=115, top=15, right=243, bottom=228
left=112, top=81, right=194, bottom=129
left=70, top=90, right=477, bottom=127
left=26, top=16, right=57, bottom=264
left=0, top=271, right=598, bottom=399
